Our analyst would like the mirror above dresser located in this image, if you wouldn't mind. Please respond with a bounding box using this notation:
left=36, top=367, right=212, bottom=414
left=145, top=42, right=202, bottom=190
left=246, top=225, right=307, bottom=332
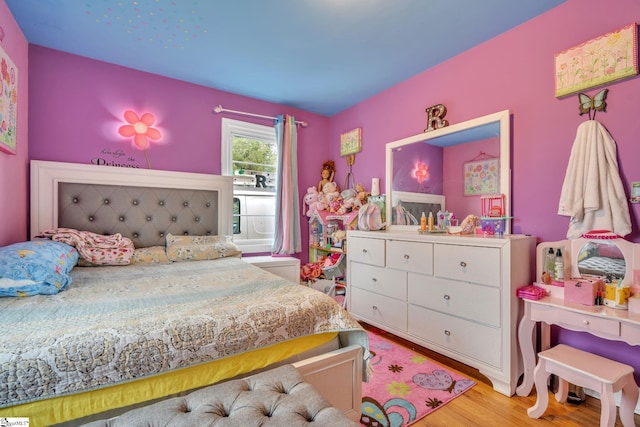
left=385, top=110, right=511, bottom=233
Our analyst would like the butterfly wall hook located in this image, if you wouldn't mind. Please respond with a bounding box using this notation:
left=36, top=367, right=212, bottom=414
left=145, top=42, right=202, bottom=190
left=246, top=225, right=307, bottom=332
left=578, top=88, right=609, bottom=119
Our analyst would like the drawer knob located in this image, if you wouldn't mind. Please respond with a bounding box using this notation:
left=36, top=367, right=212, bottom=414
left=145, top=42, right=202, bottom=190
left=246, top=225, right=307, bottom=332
left=371, top=277, right=378, bottom=283
left=404, top=254, right=410, bottom=260
left=583, top=320, right=590, bottom=325
left=372, top=305, right=378, bottom=310
left=460, top=261, right=467, bottom=267
left=444, top=330, right=451, bottom=336
left=362, top=249, right=368, bottom=254
left=444, top=294, right=450, bottom=300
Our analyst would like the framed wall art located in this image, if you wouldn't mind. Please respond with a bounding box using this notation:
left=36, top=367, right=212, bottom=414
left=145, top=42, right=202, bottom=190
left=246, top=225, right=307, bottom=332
left=0, top=42, right=18, bottom=155
left=555, top=23, right=638, bottom=98
left=340, top=127, right=362, bottom=157
left=464, top=158, right=499, bottom=196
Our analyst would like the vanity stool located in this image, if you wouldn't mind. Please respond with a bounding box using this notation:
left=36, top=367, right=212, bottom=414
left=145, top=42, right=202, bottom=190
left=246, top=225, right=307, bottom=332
left=527, top=344, right=639, bottom=427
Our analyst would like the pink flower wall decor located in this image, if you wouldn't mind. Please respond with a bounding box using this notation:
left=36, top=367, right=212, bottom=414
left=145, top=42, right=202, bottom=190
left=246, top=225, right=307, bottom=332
left=118, top=110, right=162, bottom=168
left=413, top=161, right=430, bottom=184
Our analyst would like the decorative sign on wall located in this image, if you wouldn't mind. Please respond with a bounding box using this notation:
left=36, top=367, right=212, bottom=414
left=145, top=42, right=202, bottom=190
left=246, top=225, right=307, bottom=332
left=0, top=42, right=18, bottom=155
left=464, top=158, right=499, bottom=196
left=340, top=128, right=362, bottom=187
left=424, top=104, right=449, bottom=132
left=340, top=128, right=362, bottom=157
left=555, top=23, right=638, bottom=98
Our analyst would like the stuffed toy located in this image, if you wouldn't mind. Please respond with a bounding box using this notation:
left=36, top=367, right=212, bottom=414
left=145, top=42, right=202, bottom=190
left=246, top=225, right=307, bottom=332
left=322, top=181, right=341, bottom=212
left=329, top=197, right=343, bottom=213
left=303, top=186, right=321, bottom=217
left=336, top=194, right=362, bottom=214
left=316, top=192, right=329, bottom=212
left=355, top=183, right=370, bottom=205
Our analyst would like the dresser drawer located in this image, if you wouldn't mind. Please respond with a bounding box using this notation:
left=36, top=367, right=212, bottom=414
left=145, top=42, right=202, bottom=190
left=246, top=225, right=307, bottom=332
left=348, top=236, right=385, bottom=266
left=386, top=240, right=433, bottom=275
left=434, top=244, right=501, bottom=287
left=408, top=273, right=500, bottom=327
left=408, top=305, right=501, bottom=368
left=350, top=262, right=407, bottom=301
left=530, top=303, right=620, bottom=338
left=350, top=287, right=407, bottom=331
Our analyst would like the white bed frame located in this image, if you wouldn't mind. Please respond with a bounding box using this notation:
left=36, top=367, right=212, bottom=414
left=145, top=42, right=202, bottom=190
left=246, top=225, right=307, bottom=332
left=30, top=160, right=363, bottom=422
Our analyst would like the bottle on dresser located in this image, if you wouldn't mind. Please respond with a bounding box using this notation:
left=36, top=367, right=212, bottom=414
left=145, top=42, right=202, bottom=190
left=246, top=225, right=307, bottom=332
left=554, top=248, right=564, bottom=282
left=544, top=247, right=555, bottom=280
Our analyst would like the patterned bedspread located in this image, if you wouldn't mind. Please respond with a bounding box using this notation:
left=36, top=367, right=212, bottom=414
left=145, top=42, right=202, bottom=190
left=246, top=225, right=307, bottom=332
left=0, top=257, right=366, bottom=408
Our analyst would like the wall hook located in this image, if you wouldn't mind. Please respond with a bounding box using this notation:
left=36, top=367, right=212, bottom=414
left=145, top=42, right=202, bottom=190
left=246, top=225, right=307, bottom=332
left=578, top=88, right=608, bottom=120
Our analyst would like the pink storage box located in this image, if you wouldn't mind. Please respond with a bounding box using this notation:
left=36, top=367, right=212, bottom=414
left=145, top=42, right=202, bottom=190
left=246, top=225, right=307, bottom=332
left=564, top=277, right=605, bottom=306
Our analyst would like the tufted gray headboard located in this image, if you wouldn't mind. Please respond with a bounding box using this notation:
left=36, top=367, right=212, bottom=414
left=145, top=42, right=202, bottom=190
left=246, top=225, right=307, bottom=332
left=30, top=161, right=233, bottom=247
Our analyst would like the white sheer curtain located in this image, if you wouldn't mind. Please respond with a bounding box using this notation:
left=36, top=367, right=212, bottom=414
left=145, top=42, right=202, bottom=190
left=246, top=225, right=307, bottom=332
left=271, top=114, right=301, bottom=255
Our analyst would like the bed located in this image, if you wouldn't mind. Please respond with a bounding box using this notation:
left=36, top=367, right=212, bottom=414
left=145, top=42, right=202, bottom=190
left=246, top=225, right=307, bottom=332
left=0, top=160, right=368, bottom=426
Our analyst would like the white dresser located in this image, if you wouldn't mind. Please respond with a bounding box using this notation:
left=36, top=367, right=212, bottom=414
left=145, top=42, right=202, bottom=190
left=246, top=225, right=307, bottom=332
left=347, top=230, right=535, bottom=396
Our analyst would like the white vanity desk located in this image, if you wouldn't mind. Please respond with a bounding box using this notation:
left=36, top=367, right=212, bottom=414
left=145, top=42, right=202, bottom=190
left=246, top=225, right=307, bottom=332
left=516, top=236, right=640, bottom=398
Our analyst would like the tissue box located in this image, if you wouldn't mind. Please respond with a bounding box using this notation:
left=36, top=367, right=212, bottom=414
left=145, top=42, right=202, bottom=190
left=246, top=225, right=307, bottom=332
left=564, top=277, right=605, bottom=306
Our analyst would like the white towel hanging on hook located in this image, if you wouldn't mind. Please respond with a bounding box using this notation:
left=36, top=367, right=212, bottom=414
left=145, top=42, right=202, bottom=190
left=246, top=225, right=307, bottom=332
left=558, top=120, right=631, bottom=239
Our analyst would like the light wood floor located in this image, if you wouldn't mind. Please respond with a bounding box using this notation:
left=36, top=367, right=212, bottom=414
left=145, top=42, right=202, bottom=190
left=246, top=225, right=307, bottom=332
left=361, top=323, right=640, bottom=427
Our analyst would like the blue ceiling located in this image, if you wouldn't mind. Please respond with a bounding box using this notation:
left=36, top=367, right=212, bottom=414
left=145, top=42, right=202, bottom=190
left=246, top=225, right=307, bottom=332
left=6, top=0, right=565, bottom=116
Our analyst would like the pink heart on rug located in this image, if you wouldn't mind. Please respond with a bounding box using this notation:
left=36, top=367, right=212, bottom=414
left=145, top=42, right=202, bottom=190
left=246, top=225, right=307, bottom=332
left=453, top=378, right=475, bottom=394
left=413, top=370, right=475, bottom=395
left=413, top=369, right=453, bottom=391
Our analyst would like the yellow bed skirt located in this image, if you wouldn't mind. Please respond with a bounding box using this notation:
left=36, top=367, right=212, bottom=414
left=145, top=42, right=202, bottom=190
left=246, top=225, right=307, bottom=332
left=1, top=332, right=339, bottom=427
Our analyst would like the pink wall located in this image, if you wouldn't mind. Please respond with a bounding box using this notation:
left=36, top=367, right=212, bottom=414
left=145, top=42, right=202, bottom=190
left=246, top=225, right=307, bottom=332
left=26, top=46, right=331, bottom=256
left=328, top=0, right=640, bottom=380
left=0, top=0, right=28, bottom=246
left=329, top=0, right=640, bottom=243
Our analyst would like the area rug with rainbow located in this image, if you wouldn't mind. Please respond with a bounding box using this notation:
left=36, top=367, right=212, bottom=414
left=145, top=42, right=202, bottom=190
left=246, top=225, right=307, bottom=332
left=360, top=330, right=476, bottom=427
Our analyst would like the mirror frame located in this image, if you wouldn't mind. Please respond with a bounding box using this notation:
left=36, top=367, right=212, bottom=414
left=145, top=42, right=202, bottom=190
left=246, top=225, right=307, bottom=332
left=385, top=109, right=511, bottom=233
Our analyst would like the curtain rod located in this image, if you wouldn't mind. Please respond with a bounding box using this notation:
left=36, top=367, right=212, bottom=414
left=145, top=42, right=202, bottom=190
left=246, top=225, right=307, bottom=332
left=213, top=105, right=308, bottom=127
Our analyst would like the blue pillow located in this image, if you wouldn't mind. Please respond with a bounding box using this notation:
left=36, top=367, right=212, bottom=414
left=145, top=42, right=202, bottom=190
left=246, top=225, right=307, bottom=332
left=0, top=240, right=79, bottom=296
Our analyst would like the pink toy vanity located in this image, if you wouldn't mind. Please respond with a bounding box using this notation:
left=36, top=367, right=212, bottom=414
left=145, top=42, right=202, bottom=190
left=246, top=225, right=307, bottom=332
left=517, top=234, right=640, bottom=418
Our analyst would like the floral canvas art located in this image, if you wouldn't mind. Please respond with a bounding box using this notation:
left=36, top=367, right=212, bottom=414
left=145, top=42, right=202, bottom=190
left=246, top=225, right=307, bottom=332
left=464, top=158, right=499, bottom=195
left=0, top=42, right=18, bottom=154
left=555, top=23, right=638, bottom=97
left=340, top=127, right=362, bottom=157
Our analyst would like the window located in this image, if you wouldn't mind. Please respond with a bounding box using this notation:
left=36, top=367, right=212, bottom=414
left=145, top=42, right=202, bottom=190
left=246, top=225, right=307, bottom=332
left=221, top=118, right=277, bottom=254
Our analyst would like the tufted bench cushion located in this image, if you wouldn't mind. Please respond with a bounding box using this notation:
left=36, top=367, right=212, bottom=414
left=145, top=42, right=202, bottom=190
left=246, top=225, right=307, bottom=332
left=80, top=364, right=359, bottom=426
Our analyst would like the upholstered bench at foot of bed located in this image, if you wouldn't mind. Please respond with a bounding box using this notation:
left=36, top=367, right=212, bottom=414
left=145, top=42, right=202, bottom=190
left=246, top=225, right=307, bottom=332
left=79, top=364, right=359, bottom=427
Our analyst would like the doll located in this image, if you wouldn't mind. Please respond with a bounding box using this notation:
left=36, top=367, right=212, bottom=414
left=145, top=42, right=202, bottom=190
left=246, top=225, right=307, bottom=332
left=318, top=160, right=336, bottom=193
